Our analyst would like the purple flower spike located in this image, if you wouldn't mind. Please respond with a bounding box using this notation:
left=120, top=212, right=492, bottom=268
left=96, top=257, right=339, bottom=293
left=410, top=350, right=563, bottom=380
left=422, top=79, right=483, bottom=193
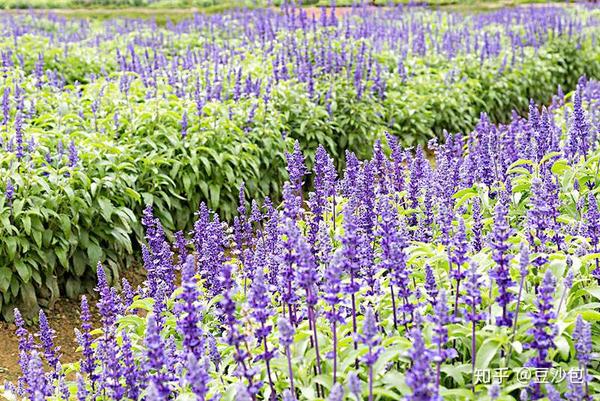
left=490, top=200, right=515, bottom=327
left=38, top=310, right=60, bottom=372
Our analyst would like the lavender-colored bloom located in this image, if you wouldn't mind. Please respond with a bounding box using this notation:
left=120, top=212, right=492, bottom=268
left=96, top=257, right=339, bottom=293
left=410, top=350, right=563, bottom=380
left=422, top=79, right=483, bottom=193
left=472, top=198, right=483, bottom=252
left=235, top=383, right=254, bottom=401
left=76, top=374, right=87, bottom=401
left=545, top=384, right=561, bottom=401
left=358, top=307, right=381, bottom=401
left=175, top=255, right=204, bottom=360
left=490, top=200, right=515, bottom=327
left=144, top=382, right=161, bottom=401
left=26, top=352, right=50, bottom=399
left=219, top=263, right=260, bottom=396
left=144, top=313, right=170, bottom=398
left=429, top=290, right=456, bottom=368
left=282, top=389, right=296, bottom=401
left=328, top=383, right=345, bottom=401
left=120, top=331, right=139, bottom=400
left=14, top=308, right=34, bottom=394
left=174, top=231, right=187, bottom=264
left=358, top=307, right=382, bottom=367
left=340, top=200, right=361, bottom=338
left=450, top=218, right=469, bottom=283
left=405, top=314, right=437, bottom=401
left=525, top=270, right=557, bottom=373
left=248, top=267, right=276, bottom=394
left=38, top=310, right=60, bottom=372
left=309, top=145, right=336, bottom=247
left=78, top=296, right=96, bottom=384
left=2, top=87, right=10, bottom=126
left=488, top=383, right=500, bottom=400
left=5, top=179, right=14, bottom=203
left=278, top=317, right=295, bottom=348
left=96, top=263, right=117, bottom=329
left=347, top=371, right=362, bottom=400
left=14, top=112, right=23, bottom=160
left=566, top=84, right=591, bottom=160
left=286, top=140, right=307, bottom=197
left=184, top=354, right=210, bottom=401
left=586, top=192, right=600, bottom=278
left=564, top=371, right=585, bottom=401
left=141, top=205, right=175, bottom=297
left=207, top=334, right=221, bottom=371
left=68, top=140, right=79, bottom=168
left=573, top=315, right=592, bottom=366
left=181, top=110, right=188, bottom=138
left=424, top=264, right=438, bottom=305
left=121, top=278, right=134, bottom=310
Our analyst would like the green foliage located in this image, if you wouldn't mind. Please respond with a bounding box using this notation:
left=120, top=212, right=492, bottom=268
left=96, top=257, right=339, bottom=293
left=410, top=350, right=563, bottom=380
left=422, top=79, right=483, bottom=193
left=1, top=6, right=599, bottom=318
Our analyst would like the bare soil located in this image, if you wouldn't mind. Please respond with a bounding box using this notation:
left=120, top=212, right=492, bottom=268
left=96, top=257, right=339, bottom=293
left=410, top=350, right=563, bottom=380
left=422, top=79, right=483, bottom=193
left=0, top=266, right=145, bottom=385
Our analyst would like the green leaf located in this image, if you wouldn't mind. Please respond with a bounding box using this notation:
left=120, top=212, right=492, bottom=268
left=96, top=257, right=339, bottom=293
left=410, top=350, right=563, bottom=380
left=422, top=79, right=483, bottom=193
left=15, top=261, right=31, bottom=283
left=475, top=339, right=501, bottom=370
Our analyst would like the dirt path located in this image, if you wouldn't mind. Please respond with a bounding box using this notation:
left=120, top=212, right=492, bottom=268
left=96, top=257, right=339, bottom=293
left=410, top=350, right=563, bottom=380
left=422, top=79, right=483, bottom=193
left=0, top=267, right=145, bottom=385
left=0, top=296, right=99, bottom=384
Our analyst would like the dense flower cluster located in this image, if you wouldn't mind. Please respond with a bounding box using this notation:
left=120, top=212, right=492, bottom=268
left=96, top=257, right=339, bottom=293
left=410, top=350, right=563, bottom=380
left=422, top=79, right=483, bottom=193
left=1, top=2, right=600, bottom=318
left=3, top=76, right=599, bottom=401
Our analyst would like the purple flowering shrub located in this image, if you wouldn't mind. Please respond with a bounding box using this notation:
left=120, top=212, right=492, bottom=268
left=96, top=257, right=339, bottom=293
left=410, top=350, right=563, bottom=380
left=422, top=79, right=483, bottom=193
left=3, top=78, right=599, bottom=401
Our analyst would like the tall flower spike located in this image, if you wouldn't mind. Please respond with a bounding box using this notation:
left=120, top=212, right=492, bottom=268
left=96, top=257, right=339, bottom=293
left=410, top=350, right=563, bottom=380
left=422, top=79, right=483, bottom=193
left=462, top=262, right=484, bottom=385
left=175, top=255, right=205, bottom=360
left=424, top=264, right=438, bottom=306
left=309, top=145, right=336, bottom=248
left=96, top=263, right=117, bottom=329
left=121, top=331, right=140, bottom=400
left=347, top=371, right=362, bottom=400
left=472, top=198, right=483, bottom=252
left=286, top=140, right=307, bottom=197
left=324, top=249, right=344, bottom=382
left=358, top=307, right=382, bottom=401
left=328, top=383, right=345, bottom=401
left=572, top=314, right=592, bottom=398
left=586, top=192, right=600, bottom=278
left=78, top=296, right=96, bottom=384
left=429, top=290, right=456, bottom=387
left=490, top=200, right=515, bottom=327
left=405, top=314, right=437, bottom=401
left=185, top=354, right=210, bottom=401
left=249, top=268, right=276, bottom=394
left=524, top=270, right=557, bottom=399
left=38, top=310, right=60, bottom=372
left=525, top=270, right=557, bottom=368
left=144, top=313, right=169, bottom=398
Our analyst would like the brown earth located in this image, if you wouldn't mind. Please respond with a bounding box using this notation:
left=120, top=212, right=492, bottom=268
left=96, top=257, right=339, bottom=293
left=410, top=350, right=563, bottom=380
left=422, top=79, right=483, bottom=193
left=0, top=266, right=145, bottom=385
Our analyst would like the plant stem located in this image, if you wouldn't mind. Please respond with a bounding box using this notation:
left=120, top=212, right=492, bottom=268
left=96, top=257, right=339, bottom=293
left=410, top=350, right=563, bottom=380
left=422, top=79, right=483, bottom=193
left=332, top=320, right=338, bottom=383
left=285, top=344, right=295, bottom=395
left=471, top=320, right=476, bottom=392
left=262, top=334, right=276, bottom=399
left=390, top=284, right=398, bottom=330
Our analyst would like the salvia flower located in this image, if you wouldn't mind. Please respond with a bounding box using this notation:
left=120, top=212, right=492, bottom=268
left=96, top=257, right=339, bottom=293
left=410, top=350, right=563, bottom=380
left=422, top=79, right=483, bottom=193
left=490, top=200, right=515, bottom=327
left=573, top=314, right=592, bottom=366
left=525, top=269, right=557, bottom=370
left=175, top=255, right=205, bottom=360
left=405, top=314, right=437, bottom=401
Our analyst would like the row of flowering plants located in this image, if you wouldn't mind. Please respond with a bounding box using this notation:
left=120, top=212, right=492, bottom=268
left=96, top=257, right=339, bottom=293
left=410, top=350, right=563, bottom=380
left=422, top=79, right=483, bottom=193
left=3, top=77, right=599, bottom=400
left=1, top=3, right=600, bottom=317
